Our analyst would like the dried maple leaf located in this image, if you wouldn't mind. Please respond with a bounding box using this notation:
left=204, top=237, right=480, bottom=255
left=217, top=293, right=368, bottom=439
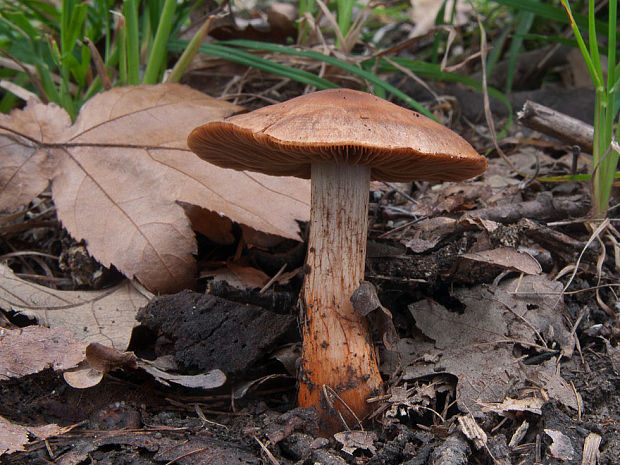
left=0, top=84, right=310, bottom=292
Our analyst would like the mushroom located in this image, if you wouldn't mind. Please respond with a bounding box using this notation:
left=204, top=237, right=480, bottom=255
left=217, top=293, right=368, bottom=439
left=187, top=88, right=487, bottom=434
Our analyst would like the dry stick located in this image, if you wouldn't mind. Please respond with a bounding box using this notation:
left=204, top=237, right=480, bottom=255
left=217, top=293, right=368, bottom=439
left=259, top=262, right=287, bottom=294
left=0, top=79, right=39, bottom=102
left=0, top=52, right=49, bottom=103
left=518, top=100, right=620, bottom=164
left=594, top=235, right=615, bottom=318
left=254, top=436, right=281, bottom=465
left=518, top=100, right=595, bottom=154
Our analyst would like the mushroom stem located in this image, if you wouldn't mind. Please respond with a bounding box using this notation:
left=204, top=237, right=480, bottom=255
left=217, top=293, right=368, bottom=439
left=298, top=162, right=383, bottom=435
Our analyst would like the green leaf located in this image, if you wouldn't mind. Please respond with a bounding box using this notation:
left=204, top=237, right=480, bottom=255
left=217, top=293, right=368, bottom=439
left=505, top=11, right=535, bottom=92
left=123, top=0, right=141, bottom=85
left=143, top=0, right=177, bottom=84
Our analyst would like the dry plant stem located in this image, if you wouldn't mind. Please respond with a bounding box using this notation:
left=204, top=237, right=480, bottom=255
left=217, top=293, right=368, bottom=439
left=298, top=163, right=383, bottom=435
left=518, top=100, right=595, bottom=154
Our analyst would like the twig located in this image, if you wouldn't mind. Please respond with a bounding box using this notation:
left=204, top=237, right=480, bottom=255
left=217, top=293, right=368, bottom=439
left=518, top=100, right=595, bottom=154
left=254, top=436, right=281, bottom=465
left=259, top=263, right=287, bottom=294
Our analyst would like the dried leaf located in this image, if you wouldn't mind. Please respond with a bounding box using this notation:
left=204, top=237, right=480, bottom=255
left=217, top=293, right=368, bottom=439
left=182, top=204, right=235, bottom=245
left=63, top=342, right=227, bottom=390
left=137, top=361, right=227, bottom=389
left=582, top=432, right=602, bottom=465
left=207, top=262, right=271, bottom=290
left=0, top=326, right=85, bottom=380
left=334, top=431, right=377, bottom=455
left=351, top=281, right=399, bottom=350
left=85, top=342, right=138, bottom=372
left=0, top=416, right=64, bottom=455
left=63, top=365, right=104, bottom=389
left=401, top=217, right=457, bottom=253
left=405, top=275, right=575, bottom=413
left=0, top=263, right=148, bottom=350
left=0, top=84, right=310, bottom=293
left=479, top=397, right=545, bottom=415
left=545, top=429, right=574, bottom=461
left=460, top=247, right=542, bottom=275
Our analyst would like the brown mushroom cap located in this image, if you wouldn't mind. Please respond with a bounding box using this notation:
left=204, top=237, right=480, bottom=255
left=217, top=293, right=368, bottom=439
left=188, top=88, right=486, bottom=182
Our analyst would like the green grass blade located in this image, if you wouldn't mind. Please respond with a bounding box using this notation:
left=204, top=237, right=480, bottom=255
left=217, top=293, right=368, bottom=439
left=123, top=0, right=140, bottom=85
left=337, top=0, right=355, bottom=40
left=486, top=24, right=511, bottom=79
left=607, top=0, right=617, bottom=92
left=587, top=0, right=603, bottom=81
left=143, top=0, right=176, bottom=84
left=166, top=17, right=211, bottom=83
left=560, top=0, right=603, bottom=88
left=537, top=171, right=620, bottom=182
left=220, top=39, right=436, bottom=119
left=505, top=11, right=535, bottom=92
left=118, top=15, right=127, bottom=84
left=168, top=40, right=339, bottom=90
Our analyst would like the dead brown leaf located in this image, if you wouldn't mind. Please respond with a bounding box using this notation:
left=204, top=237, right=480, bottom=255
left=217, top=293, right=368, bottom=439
left=405, top=275, right=576, bottom=412
left=460, top=247, right=542, bottom=275
left=334, top=431, right=378, bottom=455
left=0, top=416, right=64, bottom=455
left=0, top=326, right=85, bottom=380
left=0, top=84, right=310, bottom=292
left=0, top=263, right=148, bottom=350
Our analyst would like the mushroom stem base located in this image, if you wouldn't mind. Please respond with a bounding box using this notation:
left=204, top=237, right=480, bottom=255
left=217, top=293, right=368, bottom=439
left=298, top=162, right=383, bottom=435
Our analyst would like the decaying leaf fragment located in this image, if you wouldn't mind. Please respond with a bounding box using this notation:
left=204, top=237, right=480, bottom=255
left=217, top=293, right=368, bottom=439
left=0, top=416, right=65, bottom=455
left=0, top=84, right=310, bottom=293
left=478, top=397, right=546, bottom=415
left=0, top=263, right=148, bottom=350
left=457, top=415, right=487, bottom=450
left=334, top=431, right=378, bottom=456
left=404, top=275, right=576, bottom=413
left=0, top=326, right=85, bottom=380
left=545, top=429, right=574, bottom=461
left=460, top=247, right=542, bottom=275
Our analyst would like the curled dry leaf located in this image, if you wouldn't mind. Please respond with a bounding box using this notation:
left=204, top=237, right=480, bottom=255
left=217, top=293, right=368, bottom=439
left=0, top=84, right=310, bottom=293
left=137, top=361, right=227, bottom=389
left=62, top=342, right=227, bottom=390
left=0, top=264, right=148, bottom=350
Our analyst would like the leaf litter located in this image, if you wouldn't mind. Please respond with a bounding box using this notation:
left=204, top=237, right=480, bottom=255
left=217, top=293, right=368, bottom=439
left=0, top=83, right=310, bottom=293
left=400, top=274, right=577, bottom=414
